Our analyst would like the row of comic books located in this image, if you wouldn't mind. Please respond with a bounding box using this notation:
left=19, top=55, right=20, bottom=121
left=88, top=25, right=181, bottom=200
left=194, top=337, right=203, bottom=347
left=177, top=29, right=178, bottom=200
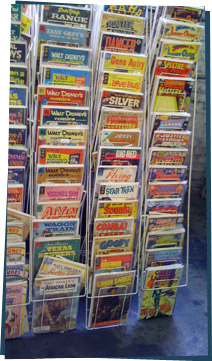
left=138, top=6, right=204, bottom=320
left=31, top=4, right=94, bottom=334
left=87, top=5, right=148, bottom=329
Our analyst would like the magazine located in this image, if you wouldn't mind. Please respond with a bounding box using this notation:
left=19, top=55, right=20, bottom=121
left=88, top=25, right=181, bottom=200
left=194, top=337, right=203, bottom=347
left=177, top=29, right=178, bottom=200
left=151, top=112, right=190, bottom=132
left=98, top=182, right=139, bottom=201
left=8, top=167, right=25, bottom=184
left=165, top=6, right=203, bottom=24
left=98, top=146, right=141, bottom=167
left=10, top=64, right=28, bottom=85
left=94, top=252, right=133, bottom=273
left=36, top=164, right=84, bottom=184
left=149, top=148, right=188, bottom=165
left=151, top=130, right=191, bottom=148
left=100, top=31, right=144, bottom=54
left=94, top=217, right=135, bottom=237
left=33, top=218, right=79, bottom=238
left=7, top=221, right=24, bottom=243
left=146, top=198, right=183, bottom=214
left=36, top=201, right=81, bottom=219
left=38, top=145, right=85, bottom=165
left=148, top=165, right=187, bottom=182
left=101, top=51, right=147, bottom=74
left=37, top=125, right=88, bottom=148
left=147, top=181, right=187, bottom=199
left=100, top=12, right=145, bottom=35
left=146, top=228, right=185, bottom=249
left=101, top=71, right=144, bottom=93
left=100, top=89, right=143, bottom=109
left=103, top=5, right=147, bottom=17
left=7, top=242, right=26, bottom=263
left=9, top=125, right=27, bottom=147
left=9, top=106, right=27, bottom=125
left=41, top=5, right=91, bottom=28
left=97, top=200, right=138, bottom=219
left=146, top=213, right=184, bottom=232
left=10, top=41, right=26, bottom=63
left=96, top=166, right=137, bottom=183
left=100, top=129, right=141, bottom=147
left=41, top=105, right=89, bottom=126
left=100, top=107, right=144, bottom=130
left=37, top=183, right=83, bottom=203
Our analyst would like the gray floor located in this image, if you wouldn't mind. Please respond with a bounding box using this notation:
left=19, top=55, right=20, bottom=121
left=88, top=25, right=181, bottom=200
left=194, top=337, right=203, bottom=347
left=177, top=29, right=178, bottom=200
left=5, top=190, right=209, bottom=358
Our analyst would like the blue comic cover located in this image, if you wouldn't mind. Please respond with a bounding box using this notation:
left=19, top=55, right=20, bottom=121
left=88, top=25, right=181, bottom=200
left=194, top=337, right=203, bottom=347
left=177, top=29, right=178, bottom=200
left=147, top=199, right=182, bottom=214
left=8, top=167, right=25, bottom=184
left=148, top=182, right=187, bottom=199
left=145, top=248, right=182, bottom=268
left=146, top=229, right=185, bottom=249
left=9, top=126, right=27, bottom=146
left=10, top=22, right=21, bottom=41
left=41, top=105, right=89, bottom=126
left=10, top=65, right=27, bottom=85
left=153, top=114, right=190, bottom=132
left=43, top=67, right=90, bottom=87
left=33, top=219, right=79, bottom=238
left=10, top=42, right=26, bottom=63
left=41, top=44, right=91, bottom=67
left=6, top=263, right=25, bottom=282
left=9, top=86, right=28, bottom=106
left=9, top=107, right=27, bottom=125
left=147, top=214, right=184, bottom=232
left=8, top=147, right=27, bottom=167
left=148, top=166, right=187, bottom=182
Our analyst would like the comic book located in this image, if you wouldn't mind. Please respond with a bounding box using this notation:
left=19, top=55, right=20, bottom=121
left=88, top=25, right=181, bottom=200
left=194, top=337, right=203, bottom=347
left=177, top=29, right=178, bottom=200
left=41, top=105, right=89, bottom=126
left=7, top=242, right=26, bottom=263
left=21, top=13, right=33, bottom=34
left=93, top=217, right=135, bottom=237
left=103, top=5, right=147, bottom=17
left=146, top=198, right=183, bottom=214
left=94, top=252, right=133, bottom=273
left=8, top=166, right=25, bottom=184
left=157, top=18, right=203, bottom=43
left=88, top=270, right=135, bottom=328
left=146, top=213, right=184, bottom=233
left=36, top=164, right=84, bottom=184
left=6, top=263, right=25, bottom=282
left=101, top=51, right=147, bottom=74
left=9, top=106, right=27, bottom=125
left=147, top=181, right=187, bottom=199
left=10, top=65, right=28, bottom=85
left=9, top=125, right=27, bottom=147
left=152, top=57, right=194, bottom=82
left=36, top=201, right=81, bottom=219
left=7, top=203, right=23, bottom=212
left=37, top=183, right=83, bottom=203
left=145, top=246, right=183, bottom=268
left=33, top=218, right=79, bottom=238
left=98, top=182, right=139, bottom=201
left=159, top=39, right=201, bottom=63
left=11, top=22, right=21, bottom=41
left=148, top=165, right=187, bottom=182
left=100, top=129, right=141, bottom=147
left=41, top=5, right=91, bottom=28
left=33, top=236, right=81, bottom=277
left=97, top=200, right=138, bottom=219
left=100, top=89, right=144, bottom=109
left=101, top=71, right=144, bottom=93
left=151, top=130, right=191, bottom=148
left=100, top=12, right=145, bottom=35
left=7, top=208, right=31, bottom=242
left=42, top=66, right=90, bottom=87
left=98, top=146, right=141, bottom=167
left=100, top=31, right=144, bottom=54
left=38, top=145, right=85, bottom=165
left=149, top=147, right=188, bottom=165
left=40, top=44, right=92, bottom=68
left=7, top=221, right=24, bottom=243
left=146, top=228, right=185, bottom=249
left=7, top=185, right=24, bottom=208
left=139, top=264, right=184, bottom=319
left=11, top=4, right=21, bottom=21
left=9, top=85, right=28, bottom=107
left=165, top=6, right=203, bottom=24
left=100, top=107, right=144, bottom=130
left=151, top=112, right=190, bottom=132
left=32, top=275, right=81, bottom=333
left=151, top=76, right=194, bottom=113
left=96, top=166, right=137, bottom=183
left=5, top=281, right=27, bottom=339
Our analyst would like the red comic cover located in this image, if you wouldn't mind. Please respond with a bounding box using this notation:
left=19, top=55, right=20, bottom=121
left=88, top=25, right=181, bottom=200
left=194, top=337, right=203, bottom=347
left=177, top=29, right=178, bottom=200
left=151, top=131, right=190, bottom=148
left=38, top=146, right=85, bottom=165
left=154, top=57, right=193, bottom=78
left=94, top=252, right=133, bottom=272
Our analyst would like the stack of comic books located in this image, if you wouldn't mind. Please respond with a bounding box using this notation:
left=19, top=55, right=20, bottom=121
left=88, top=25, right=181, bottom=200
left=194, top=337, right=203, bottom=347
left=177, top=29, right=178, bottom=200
left=88, top=5, right=148, bottom=329
left=138, top=6, right=204, bottom=320
left=32, top=4, right=94, bottom=333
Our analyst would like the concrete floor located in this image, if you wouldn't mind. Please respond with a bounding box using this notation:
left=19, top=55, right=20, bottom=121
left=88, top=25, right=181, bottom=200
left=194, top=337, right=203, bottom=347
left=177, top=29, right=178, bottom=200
left=5, top=190, right=208, bottom=358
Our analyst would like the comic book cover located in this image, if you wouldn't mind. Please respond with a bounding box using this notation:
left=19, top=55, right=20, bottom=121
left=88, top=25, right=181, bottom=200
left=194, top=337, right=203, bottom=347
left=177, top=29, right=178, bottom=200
left=159, top=40, right=201, bottom=63
left=100, top=12, right=145, bottom=36
left=9, top=125, right=27, bottom=147
left=91, top=235, right=134, bottom=268
left=151, top=77, right=194, bottom=113
left=146, top=198, right=183, bottom=214
left=139, top=264, right=183, bottom=319
left=7, top=203, right=23, bottom=212
left=8, top=167, right=25, bottom=184
left=11, top=4, right=21, bottom=21
left=101, top=129, right=141, bottom=147
left=152, top=57, right=194, bottom=80
left=88, top=271, right=135, bottom=328
left=10, top=65, right=28, bottom=85
left=9, top=106, right=27, bottom=125
left=145, top=247, right=182, bottom=268
left=98, top=182, right=139, bottom=201
left=148, top=165, right=187, bottom=182
left=42, top=66, right=90, bottom=87
left=7, top=208, right=31, bottom=242
left=41, top=5, right=91, bottom=28
left=11, top=22, right=21, bottom=41
left=36, top=85, right=89, bottom=126
left=165, top=6, right=203, bottom=24
left=102, top=72, right=144, bottom=93
left=8, top=147, right=27, bottom=167
left=102, top=51, right=146, bottom=74
left=148, top=181, right=187, bottom=199
left=96, top=166, right=137, bottom=183
left=6, top=263, right=25, bottom=282
left=151, top=130, right=191, bottom=148
left=7, top=221, right=24, bottom=243
left=100, top=31, right=144, bottom=54
left=21, top=13, right=33, bottom=34
left=94, top=252, right=133, bottom=272
left=37, top=183, right=83, bottom=203
left=33, top=218, right=79, bottom=238
left=36, top=164, right=84, bottom=184
left=40, top=44, right=92, bottom=68
left=98, top=146, right=141, bottom=167
left=10, top=41, right=26, bottom=63
left=147, top=213, right=184, bottom=232
left=160, top=19, right=203, bottom=42
left=100, top=107, right=144, bottom=130
left=5, top=281, right=27, bottom=339
left=151, top=113, right=190, bottom=132
left=37, top=126, right=88, bottom=149
left=97, top=200, right=138, bottom=219
left=7, top=242, right=26, bottom=263
left=94, top=217, right=134, bottom=237
left=41, top=105, right=89, bottom=126
left=9, top=86, right=28, bottom=107
left=7, top=185, right=24, bottom=207
left=38, top=145, right=85, bottom=165
left=149, top=148, right=188, bottom=165
left=32, top=275, right=81, bottom=333
left=33, top=236, right=81, bottom=276
left=103, top=5, right=147, bottom=17
left=100, top=89, right=143, bottom=109
left=36, top=201, right=81, bottom=219
left=146, top=228, right=185, bottom=249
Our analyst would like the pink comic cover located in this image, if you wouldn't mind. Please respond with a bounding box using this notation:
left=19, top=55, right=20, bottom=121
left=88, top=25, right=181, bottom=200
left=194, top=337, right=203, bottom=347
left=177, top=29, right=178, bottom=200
left=37, top=183, right=83, bottom=203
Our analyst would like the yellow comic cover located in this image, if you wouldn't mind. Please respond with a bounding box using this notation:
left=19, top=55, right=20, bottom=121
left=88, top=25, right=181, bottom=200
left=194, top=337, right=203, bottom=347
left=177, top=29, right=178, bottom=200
left=160, top=41, right=201, bottom=63
left=37, top=126, right=88, bottom=148
left=21, top=14, right=33, bottom=34
left=103, top=52, right=147, bottom=74
left=102, top=72, right=144, bottom=93
left=101, top=12, right=145, bottom=36
left=97, top=200, right=138, bottom=219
